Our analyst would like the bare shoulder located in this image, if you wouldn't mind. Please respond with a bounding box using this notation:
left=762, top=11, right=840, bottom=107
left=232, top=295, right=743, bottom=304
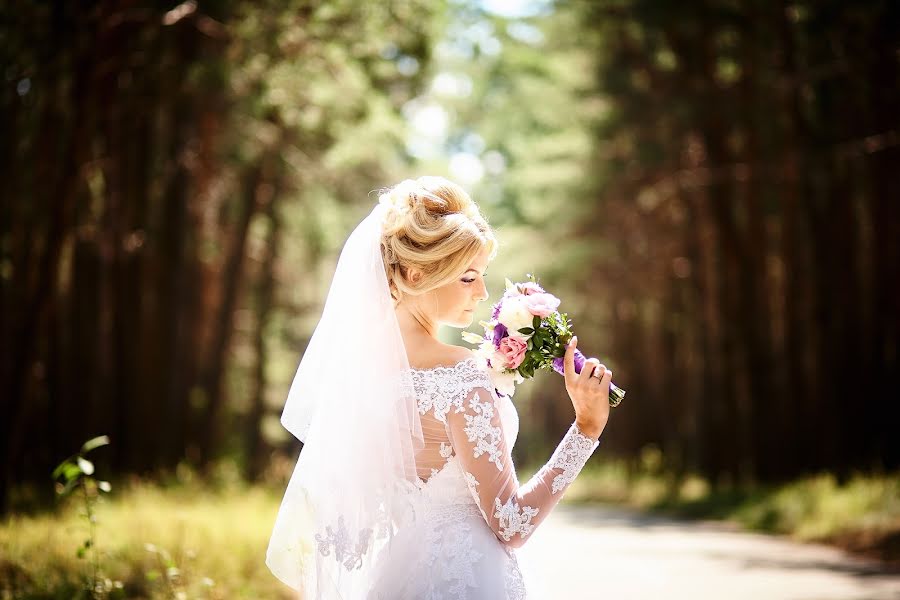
left=408, top=342, right=475, bottom=370
left=436, top=343, right=475, bottom=366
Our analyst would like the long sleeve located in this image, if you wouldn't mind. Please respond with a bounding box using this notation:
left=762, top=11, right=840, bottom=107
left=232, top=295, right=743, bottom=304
left=445, top=385, right=599, bottom=549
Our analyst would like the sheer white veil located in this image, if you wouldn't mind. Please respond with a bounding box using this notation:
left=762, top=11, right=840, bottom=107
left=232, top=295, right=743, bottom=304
left=266, top=201, right=423, bottom=597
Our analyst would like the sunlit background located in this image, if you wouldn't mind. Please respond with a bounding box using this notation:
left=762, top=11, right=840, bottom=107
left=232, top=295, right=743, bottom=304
left=2, top=0, right=898, bottom=597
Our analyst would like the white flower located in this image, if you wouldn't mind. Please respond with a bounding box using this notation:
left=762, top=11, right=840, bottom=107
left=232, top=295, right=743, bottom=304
left=491, top=368, right=524, bottom=398
left=475, top=340, right=512, bottom=374
left=493, top=350, right=511, bottom=371
left=497, top=296, right=535, bottom=337
left=475, top=340, right=496, bottom=363
left=461, top=330, right=484, bottom=344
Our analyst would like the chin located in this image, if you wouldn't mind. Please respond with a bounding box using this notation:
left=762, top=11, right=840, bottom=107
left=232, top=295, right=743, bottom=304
left=445, top=313, right=474, bottom=329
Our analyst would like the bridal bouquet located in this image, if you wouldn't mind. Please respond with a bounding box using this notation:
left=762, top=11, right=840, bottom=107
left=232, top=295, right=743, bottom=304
left=462, top=275, right=626, bottom=406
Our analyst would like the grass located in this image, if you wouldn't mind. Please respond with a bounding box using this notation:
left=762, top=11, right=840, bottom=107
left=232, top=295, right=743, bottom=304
left=0, top=473, right=294, bottom=600
left=3, top=456, right=898, bottom=598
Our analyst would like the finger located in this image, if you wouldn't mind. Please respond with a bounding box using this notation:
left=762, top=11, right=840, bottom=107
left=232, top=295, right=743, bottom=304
left=600, top=369, right=613, bottom=390
left=564, top=337, right=577, bottom=381
left=586, top=362, right=606, bottom=385
left=580, top=359, right=602, bottom=384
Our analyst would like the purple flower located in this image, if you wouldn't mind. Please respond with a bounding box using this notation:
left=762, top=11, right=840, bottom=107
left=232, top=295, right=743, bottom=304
left=492, top=322, right=508, bottom=348
left=551, top=349, right=586, bottom=376
left=491, top=301, right=502, bottom=320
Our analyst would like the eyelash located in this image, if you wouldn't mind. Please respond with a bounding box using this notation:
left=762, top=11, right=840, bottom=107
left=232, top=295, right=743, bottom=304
left=462, top=274, right=486, bottom=284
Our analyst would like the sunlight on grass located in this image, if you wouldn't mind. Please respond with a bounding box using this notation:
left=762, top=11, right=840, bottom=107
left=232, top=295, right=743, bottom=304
left=1, top=480, right=294, bottom=599
left=734, top=472, right=900, bottom=541
left=564, top=453, right=900, bottom=558
left=4, top=461, right=899, bottom=598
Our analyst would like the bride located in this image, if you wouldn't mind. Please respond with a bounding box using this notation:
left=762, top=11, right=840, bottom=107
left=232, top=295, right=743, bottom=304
left=266, top=177, right=614, bottom=599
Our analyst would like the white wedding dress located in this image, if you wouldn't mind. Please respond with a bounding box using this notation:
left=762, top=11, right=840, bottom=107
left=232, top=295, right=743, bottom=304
left=362, top=356, right=600, bottom=599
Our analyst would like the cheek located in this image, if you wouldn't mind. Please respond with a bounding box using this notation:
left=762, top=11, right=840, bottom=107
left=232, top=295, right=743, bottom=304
left=439, top=284, right=469, bottom=308
left=435, top=285, right=465, bottom=311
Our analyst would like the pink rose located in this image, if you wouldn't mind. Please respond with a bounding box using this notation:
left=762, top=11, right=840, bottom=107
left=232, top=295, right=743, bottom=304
left=498, top=336, right=528, bottom=369
left=519, top=282, right=545, bottom=296
left=522, top=292, right=560, bottom=318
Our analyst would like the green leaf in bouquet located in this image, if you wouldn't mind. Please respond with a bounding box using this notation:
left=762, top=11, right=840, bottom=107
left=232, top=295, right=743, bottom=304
left=522, top=351, right=540, bottom=369
left=532, top=315, right=540, bottom=329
left=517, top=327, right=533, bottom=334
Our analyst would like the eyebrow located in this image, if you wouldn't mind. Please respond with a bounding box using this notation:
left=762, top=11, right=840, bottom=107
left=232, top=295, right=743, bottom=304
left=463, top=268, right=486, bottom=274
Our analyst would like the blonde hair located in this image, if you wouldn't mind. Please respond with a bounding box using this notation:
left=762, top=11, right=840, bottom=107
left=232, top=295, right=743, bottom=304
left=379, top=176, right=497, bottom=304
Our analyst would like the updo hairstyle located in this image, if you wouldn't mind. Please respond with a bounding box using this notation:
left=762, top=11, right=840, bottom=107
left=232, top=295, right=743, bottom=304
left=379, top=176, right=497, bottom=304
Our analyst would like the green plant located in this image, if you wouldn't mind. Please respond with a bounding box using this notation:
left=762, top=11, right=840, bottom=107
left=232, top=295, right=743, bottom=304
left=52, top=435, right=121, bottom=598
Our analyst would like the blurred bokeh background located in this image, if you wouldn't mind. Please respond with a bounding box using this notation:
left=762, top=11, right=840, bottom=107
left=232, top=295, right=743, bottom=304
left=2, top=0, right=898, bottom=597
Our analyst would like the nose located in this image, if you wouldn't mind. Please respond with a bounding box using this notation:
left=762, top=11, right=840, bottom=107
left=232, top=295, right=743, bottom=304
left=475, top=279, right=489, bottom=302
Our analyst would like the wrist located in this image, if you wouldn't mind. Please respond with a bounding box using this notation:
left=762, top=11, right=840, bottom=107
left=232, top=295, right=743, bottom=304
left=574, top=418, right=603, bottom=440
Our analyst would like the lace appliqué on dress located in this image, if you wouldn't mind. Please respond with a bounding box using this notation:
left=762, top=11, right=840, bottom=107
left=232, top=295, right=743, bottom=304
left=421, top=503, right=485, bottom=600
left=493, top=496, right=539, bottom=542
left=548, top=422, right=600, bottom=494
left=463, top=393, right=503, bottom=470
left=503, top=549, right=527, bottom=600
left=462, top=470, right=480, bottom=497
left=314, top=515, right=373, bottom=570
left=439, top=441, right=454, bottom=461
left=461, top=469, right=490, bottom=521
left=407, top=358, right=494, bottom=424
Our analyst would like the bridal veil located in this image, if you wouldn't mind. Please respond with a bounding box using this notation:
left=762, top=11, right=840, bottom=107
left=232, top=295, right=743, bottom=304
left=266, top=201, right=423, bottom=597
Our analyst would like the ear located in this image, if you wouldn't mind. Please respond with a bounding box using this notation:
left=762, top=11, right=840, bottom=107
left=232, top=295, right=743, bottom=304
left=403, top=267, right=425, bottom=285
left=406, top=267, right=423, bottom=285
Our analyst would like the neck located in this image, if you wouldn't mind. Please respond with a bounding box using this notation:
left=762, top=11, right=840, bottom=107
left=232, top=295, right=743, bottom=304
left=395, top=301, right=438, bottom=341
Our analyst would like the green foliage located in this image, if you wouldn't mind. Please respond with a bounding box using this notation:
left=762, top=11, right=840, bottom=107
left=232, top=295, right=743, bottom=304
left=1, top=0, right=448, bottom=495
left=1, top=481, right=290, bottom=599
left=51, top=436, right=116, bottom=599
left=3, top=0, right=896, bottom=519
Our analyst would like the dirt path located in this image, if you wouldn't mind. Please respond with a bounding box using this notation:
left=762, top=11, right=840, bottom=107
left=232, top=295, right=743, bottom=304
left=516, top=504, right=900, bottom=599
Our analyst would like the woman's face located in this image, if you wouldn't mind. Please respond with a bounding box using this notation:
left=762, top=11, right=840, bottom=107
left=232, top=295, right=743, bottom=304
left=415, top=247, right=491, bottom=329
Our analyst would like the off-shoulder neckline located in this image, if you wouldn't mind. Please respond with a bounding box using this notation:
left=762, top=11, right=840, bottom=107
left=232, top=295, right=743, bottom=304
left=406, top=356, right=481, bottom=373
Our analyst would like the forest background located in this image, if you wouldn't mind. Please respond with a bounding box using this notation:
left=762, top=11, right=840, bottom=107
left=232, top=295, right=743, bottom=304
left=2, top=0, right=898, bottom=597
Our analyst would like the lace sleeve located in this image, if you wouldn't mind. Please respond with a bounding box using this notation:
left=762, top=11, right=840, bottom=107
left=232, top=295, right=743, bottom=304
left=445, top=386, right=599, bottom=549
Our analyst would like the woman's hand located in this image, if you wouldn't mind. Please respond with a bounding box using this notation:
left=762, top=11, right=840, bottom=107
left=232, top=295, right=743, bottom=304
left=563, top=336, right=611, bottom=439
